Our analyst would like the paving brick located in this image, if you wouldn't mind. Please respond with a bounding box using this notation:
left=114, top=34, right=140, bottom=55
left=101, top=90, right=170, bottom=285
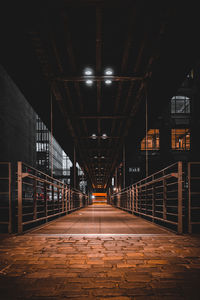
left=1, top=205, right=200, bottom=299
left=87, top=260, right=104, bottom=265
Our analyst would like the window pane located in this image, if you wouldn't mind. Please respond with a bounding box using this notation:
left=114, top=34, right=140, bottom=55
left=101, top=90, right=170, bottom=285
left=141, top=129, right=159, bottom=150
left=171, top=96, right=190, bottom=114
left=171, top=129, right=190, bottom=150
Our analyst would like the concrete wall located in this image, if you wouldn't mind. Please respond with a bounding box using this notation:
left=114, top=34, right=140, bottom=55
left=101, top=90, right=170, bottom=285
left=0, top=65, right=36, bottom=166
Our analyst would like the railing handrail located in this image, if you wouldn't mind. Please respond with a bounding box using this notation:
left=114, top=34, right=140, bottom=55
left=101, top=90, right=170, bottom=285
left=17, top=161, right=88, bottom=233
left=112, top=161, right=180, bottom=196
left=111, top=161, right=184, bottom=233
left=20, top=161, right=69, bottom=187
left=19, top=161, right=88, bottom=197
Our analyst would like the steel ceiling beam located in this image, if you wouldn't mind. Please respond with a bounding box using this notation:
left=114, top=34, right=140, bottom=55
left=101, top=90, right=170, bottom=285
left=55, top=75, right=143, bottom=82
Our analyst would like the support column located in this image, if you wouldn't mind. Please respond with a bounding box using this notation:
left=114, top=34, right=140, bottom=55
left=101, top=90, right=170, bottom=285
left=73, top=146, right=76, bottom=189
left=123, top=144, right=126, bottom=189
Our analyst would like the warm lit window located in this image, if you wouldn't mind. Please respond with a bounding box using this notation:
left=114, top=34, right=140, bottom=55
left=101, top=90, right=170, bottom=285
left=171, top=96, right=190, bottom=114
left=171, top=129, right=190, bottom=150
left=141, top=129, right=160, bottom=150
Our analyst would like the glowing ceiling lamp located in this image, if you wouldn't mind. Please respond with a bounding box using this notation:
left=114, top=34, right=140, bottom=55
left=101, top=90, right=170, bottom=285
left=86, top=79, right=93, bottom=86
left=84, top=68, right=93, bottom=76
left=105, top=68, right=113, bottom=75
left=101, top=133, right=108, bottom=139
left=91, top=133, right=97, bottom=139
left=105, top=79, right=112, bottom=85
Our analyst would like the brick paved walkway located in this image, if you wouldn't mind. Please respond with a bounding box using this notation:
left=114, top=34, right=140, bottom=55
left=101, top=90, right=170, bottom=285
left=0, top=205, right=200, bottom=299
left=31, top=205, right=170, bottom=235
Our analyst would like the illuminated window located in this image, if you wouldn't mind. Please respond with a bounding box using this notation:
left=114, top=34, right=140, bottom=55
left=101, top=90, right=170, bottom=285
left=171, top=129, right=190, bottom=150
left=141, top=129, right=160, bottom=150
left=171, top=96, right=190, bottom=114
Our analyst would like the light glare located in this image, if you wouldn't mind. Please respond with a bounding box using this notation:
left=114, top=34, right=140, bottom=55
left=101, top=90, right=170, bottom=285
left=91, top=133, right=97, bottom=139
left=105, top=68, right=113, bottom=75
left=105, top=79, right=112, bottom=85
left=86, top=79, right=93, bottom=85
left=84, top=68, right=93, bottom=76
left=101, top=133, right=108, bottom=139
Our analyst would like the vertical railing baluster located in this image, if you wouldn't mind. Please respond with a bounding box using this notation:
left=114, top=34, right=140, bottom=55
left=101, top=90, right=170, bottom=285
left=62, top=184, right=64, bottom=212
left=17, top=162, right=23, bottom=234
left=178, top=161, right=183, bottom=234
left=52, top=183, right=54, bottom=214
left=33, top=179, right=37, bottom=220
left=188, top=163, right=192, bottom=233
left=132, top=186, right=134, bottom=214
left=152, top=183, right=155, bottom=222
left=44, top=181, right=47, bottom=222
left=136, top=184, right=138, bottom=213
left=163, top=178, right=167, bottom=220
left=8, top=163, right=12, bottom=234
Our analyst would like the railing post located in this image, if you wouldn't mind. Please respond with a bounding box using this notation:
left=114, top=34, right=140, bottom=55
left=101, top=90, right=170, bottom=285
left=57, top=187, right=60, bottom=212
left=62, top=184, right=65, bottom=212
left=17, top=162, right=23, bottom=233
left=136, top=184, right=138, bottom=213
left=163, top=179, right=167, bottom=220
left=8, top=163, right=12, bottom=234
left=33, top=179, right=37, bottom=220
left=70, top=189, right=72, bottom=210
left=145, top=182, right=147, bottom=215
left=44, top=182, right=47, bottom=221
left=139, top=183, right=141, bottom=215
left=132, top=186, right=135, bottom=213
left=68, top=189, right=71, bottom=211
left=65, top=187, right=68, bottom=212
left=52, top=184, right=55, bottom=213
left=178, top=161, right=183, bottom=234
left=188, top=163, right=192, bottom=234
left=152, top=184, right=155, bottom=222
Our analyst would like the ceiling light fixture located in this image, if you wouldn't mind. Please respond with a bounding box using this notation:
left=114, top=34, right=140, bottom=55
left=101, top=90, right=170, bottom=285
left=105, top=79, right=112, bottom=85
left=84, top=68, right=93, bottom=76
left=91, top=133, right=97, bottom=139
left=101, top=133, right=108, bottom=139
left=86, top=79, right=93, bottom=86
left=105, top=68, right=113, bottom=75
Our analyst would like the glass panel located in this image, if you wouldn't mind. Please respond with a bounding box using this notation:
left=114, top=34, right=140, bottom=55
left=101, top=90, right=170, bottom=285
left=171, top=129, right=190, bottom=150
left=141, top=129, right=159, bottom=150
left=171, top=96, right=190, bottom=114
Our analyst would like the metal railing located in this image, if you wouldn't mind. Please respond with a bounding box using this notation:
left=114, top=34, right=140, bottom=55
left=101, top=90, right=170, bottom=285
left=0, top=162, right=12, bottom=233
left=188, top=162, right=200, bottom=233
left=17, top=162, right=88, bottom=233
left=111, top=162, right=185, bottom=233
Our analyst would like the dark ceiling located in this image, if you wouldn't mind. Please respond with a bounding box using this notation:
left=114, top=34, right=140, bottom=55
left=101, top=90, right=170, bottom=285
left=1, top=0, right=200, bottom=189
